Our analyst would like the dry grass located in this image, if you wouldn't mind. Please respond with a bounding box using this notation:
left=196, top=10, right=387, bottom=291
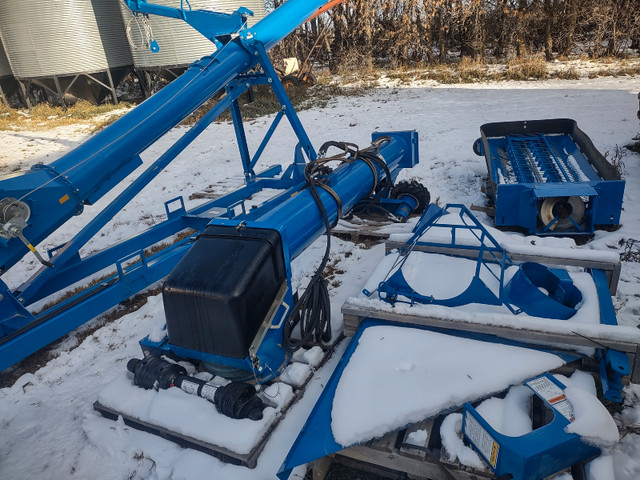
left=549, top=67, right=581, bottom=80
left=588, top=65, right=640, bottom=79
left=0, top=101, right=131, bottom=132
left=183, top=80, right=368, bottom=126
left=505, top=55, right=547, bottom=80
left=407, top=55, right=550, bottom=84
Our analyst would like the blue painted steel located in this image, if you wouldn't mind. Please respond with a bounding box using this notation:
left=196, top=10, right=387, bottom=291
left=17, top=83, right=250, bottom=302
left=592, top=269, right=630, bottom=402
left=0, top=175, right=294, bottom=371
left=277, top=321, right=583, bottom=480
left=503, top=263, right=582, bottom=320
left=250, top=41, right=317, bottom=162
left=140, top=132, right=419, bottom=380
left=0, top=0, right=344, bottom=370
left=124, top=0, right=252, bottom=45
left=0, top=0, right=334, bottom=275
left=474, top=119, right=625, bottom=235
left=251, top=110, right=284, bottom=170
left=463, top=373, right=600, bottom=480
left=374, top=204, right=515, bottom=310
left=0, top=235, right=194, bottom=372
left=383, top=195, right=418, bottom=221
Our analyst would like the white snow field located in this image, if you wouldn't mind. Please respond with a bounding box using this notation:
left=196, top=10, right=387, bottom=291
left=1, top=75, right=640, bottom=479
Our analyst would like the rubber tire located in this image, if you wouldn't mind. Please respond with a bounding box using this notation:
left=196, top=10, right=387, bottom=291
left=281, top=75, right=300, bottom=89
left=472, top=138, right=484, bottom=156
left=300, top=72, right=316, bottom=87
left=391, top=180, right=431, bottom=214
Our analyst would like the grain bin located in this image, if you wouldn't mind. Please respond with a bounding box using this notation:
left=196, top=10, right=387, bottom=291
left=0, top=0, right=132, bottom=106
left=120, top=0, right=265, bottom=96
left=0, top=39, right=11, bottom=78
left=0, top=37, right=21, bottom=106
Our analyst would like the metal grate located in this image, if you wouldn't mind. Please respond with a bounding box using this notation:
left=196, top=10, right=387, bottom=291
left=493, top=134, right=586, bottom=185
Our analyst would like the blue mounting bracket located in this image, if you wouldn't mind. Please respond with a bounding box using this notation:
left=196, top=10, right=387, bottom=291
left=592, top=268, right=631, bottom=402
left=463, top=373, right=600, bottom=480
left=125, top=0, right=253, bottom=48
left=226, top=40, right=317, bottom=182
left=373, top=204, right=516, bottom=310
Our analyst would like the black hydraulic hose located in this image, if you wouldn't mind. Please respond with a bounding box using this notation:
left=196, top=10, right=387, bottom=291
left=282, top=138, right=392, bottom=353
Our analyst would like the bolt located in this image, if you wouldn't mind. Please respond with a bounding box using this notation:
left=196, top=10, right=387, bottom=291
left=0, top=294, right=4, bottom=301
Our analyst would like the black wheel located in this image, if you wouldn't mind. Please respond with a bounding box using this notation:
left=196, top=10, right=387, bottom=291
left=391, top=180, right=431, bottom=214
left=300, top=72, right=316, bottom=87
left=281, top=75, right=300, bottom=89
left=473, top=138, right=484, bottom=156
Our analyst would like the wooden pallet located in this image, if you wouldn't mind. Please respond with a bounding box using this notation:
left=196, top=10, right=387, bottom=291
left=333, top=222, right=621, bottom=293
left=384, top=240, right=621, bottom=294
left=342, top=301, right=640, bottom=384
left=312, top=419, right=494, bottom=480
left=94, top=340, right=340, bottom=468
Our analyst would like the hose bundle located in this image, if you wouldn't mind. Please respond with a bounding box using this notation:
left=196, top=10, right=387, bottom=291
left=282, top=137, right=392, bottom=353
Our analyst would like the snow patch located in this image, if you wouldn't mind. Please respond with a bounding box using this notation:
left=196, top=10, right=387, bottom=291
left=331, top=325, right=564, bottom=447
left=564, top=387, right=619, bottom=447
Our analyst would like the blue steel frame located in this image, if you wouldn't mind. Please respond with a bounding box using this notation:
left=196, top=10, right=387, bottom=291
left=0, top=0, right=340, bottom=277
left=138, top=130, right=419, bottom=382
left=473, top=119, right=625, bottom=236
left=0, top=31, right=324, bottom=372
left=373, top=204, right=515, bottom=310
left=373, top=204, right=629, bottom=402
left=462, top=373, right=600, bottom=480
left=276, top=320, right=583, bottom=480
left=124, top=0, right=253, bottom=49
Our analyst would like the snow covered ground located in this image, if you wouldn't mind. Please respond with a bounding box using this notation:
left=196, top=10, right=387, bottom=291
left=1, top=75, right=640, bottom=479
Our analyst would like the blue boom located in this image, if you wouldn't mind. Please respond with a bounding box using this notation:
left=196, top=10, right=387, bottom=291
left=0, top=0, right=422, bottom=373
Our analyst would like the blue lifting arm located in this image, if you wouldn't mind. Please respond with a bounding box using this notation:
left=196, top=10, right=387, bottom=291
left=1, top=0, right=359, bottom=372
left=0, top=0, right=342, bottom=275
left=124, top=0, right=253, bottom=47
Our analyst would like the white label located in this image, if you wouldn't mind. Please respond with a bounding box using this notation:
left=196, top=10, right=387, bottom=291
left=525, top=376, right=575, bottom=422
left=180, top=380, right=199, bottom=396
left=200, top=384, right=218, bottom=402
left=464, top=412, right=500, bottom=468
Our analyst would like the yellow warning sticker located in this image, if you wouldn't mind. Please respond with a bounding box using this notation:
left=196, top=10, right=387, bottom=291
left=464, top=412, right=500, bottom=469
left=59, top=194, right=70, bottom=205
left=490, top=441, right=499, bottom=468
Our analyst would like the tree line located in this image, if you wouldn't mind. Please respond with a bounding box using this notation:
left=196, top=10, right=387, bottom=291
left=270, top=0, right=640, bottom=69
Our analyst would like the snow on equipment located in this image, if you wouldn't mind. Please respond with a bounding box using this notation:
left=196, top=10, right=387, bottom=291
left=0, top=0, right=430, bottom=469
left=373, top=204, right=583, bottom=319
left=1, top=1, right=636, bottom=478
left=473, top=119, right=625, bottom=235
left=462, top=373, right=600, bottom=480
left=2, top=0, right=417, bottom=372
left=126, top=355, right=265, bottom=420
left=279, top=205, right=639, bottom=479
